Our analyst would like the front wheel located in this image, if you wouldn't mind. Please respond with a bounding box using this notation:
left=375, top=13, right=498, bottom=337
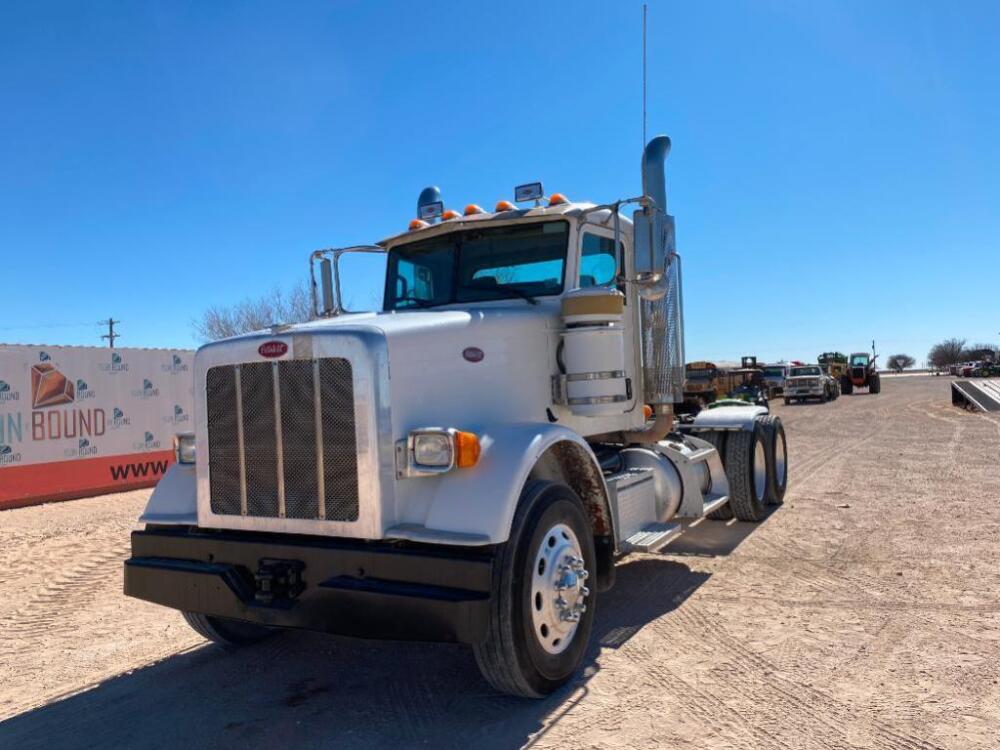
left=473, top=481, right=596, bottom=697
left=182, top=612, right=275, bottom=648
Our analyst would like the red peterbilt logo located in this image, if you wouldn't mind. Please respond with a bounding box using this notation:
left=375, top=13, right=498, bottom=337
left=258, top=341, right=288, bottom=358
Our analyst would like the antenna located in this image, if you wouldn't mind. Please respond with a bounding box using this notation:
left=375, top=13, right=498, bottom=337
left=642, top=3, right=648, bottom=149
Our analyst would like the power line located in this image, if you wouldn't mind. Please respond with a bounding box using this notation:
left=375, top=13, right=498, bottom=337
left=100, top=318, right=120, bottom=348
left=0, top=322, right=96, bottom=331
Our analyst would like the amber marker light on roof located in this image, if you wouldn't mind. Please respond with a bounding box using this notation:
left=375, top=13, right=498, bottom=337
left=494, top=200, right=516, bottom=212
left=548, top=193, right=570, bottom=206
left=409, top=219, right=429, bottom=231
left=441, top=209, right=462, bottom=220
left=463, top=204, right=485, bottom=216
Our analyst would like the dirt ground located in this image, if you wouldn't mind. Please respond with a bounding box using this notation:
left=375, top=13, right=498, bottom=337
left=1, top=375, right=998, bottom=749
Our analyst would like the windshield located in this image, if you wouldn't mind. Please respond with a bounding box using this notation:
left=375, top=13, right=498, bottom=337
left=383, top=221, right=569, bottom=310
left=790, top=366, right=820, bottom=377
left=763, top=367, right=785, bottom=377
left=686, top=368, right=717, bottom=380
left=850, top=354, right=869, bottom=366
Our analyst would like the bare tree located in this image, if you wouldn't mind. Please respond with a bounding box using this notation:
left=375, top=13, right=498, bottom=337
left=192, top=282, right=313, bottom=341
left=927, top=338, right=966, bottom=370
left=886, top=354, right=916, bottom=373
left=962, top=343, right=999, bottom=362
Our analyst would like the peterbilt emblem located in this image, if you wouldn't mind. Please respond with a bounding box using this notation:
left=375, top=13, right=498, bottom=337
left=462, top=347, right=485, bottom=363
left=258, top=341, right=288, bottom=358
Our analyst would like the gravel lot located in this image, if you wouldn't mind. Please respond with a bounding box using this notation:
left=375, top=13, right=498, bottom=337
left=1, top=375, right=998, bottom=749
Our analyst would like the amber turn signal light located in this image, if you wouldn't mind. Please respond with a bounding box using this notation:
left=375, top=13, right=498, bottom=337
left=454, top=430, right=481, bottom=468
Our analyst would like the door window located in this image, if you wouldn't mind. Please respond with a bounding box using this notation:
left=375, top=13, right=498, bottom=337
left=579, top=233, right=618, bottom=287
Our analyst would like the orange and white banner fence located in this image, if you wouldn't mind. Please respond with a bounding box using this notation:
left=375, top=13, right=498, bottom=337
left=0, top=344, right=194, bottom=509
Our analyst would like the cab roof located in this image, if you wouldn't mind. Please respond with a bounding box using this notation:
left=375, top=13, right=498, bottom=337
left=378, top=202, right=632, bottom=249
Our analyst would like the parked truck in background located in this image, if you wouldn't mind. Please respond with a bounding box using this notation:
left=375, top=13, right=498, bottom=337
left=123, top=136, right=790, bottom=698
left=762, top=363, right=789, bottom=396
left=784, top=364, right=837, bottom=404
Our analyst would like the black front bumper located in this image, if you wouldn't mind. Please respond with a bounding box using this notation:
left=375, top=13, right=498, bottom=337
left=125, top=526, right=495, bottom=644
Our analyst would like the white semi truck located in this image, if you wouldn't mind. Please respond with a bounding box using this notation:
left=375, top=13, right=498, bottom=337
left=125, top=136, right=788, bottom=697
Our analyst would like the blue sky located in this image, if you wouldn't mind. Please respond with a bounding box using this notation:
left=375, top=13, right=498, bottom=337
left=2, top=1, right=998, bottom=365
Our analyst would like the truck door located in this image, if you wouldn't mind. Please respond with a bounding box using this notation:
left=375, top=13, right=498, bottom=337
left=578, top=230, right=639, bottom=413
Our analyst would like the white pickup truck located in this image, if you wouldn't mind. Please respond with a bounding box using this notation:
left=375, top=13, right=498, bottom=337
left=784, top=365, right=838, bottom=404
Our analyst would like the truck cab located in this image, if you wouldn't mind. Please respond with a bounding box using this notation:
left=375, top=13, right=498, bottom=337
left=124, top=136, right=790, bottom=697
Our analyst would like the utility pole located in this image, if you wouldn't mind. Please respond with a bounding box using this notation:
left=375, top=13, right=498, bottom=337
left=101, top=318, right=120, bottom=348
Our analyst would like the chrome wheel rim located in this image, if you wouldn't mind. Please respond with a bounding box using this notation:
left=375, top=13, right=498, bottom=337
left=775, top=431, right=787, bottom=488
left=530, top=522, right=590, bottom=655
left=753, top=439, right=767, bottom=500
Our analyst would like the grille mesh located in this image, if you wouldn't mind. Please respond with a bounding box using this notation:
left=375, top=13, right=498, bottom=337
left=207, top=357, right=359, bottom=522
left=320, top=359, right=359, bottom=522
left=205, top=367, right=241, bottom=516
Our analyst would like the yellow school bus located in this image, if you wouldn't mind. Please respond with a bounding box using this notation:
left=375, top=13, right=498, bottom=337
left=684, top=361, right=738, bottom=404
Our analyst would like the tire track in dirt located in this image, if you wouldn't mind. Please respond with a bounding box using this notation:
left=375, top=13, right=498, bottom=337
left=641, top=384, right=947, bottom=750
left=665, top=604, right=945, bottom=750
left=621, top=640, right=802, bottom=750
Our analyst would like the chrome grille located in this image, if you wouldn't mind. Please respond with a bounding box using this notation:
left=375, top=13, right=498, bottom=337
left=206, top=358, right=359, bottom=522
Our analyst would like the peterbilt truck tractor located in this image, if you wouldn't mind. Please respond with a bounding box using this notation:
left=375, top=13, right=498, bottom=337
left=124, top=135, right=789, bottom=697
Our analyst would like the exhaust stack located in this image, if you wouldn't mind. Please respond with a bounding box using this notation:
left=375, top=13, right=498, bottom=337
left=638, top=135, right=685, bottom=408
left=641, top=135, right=671, bottom=213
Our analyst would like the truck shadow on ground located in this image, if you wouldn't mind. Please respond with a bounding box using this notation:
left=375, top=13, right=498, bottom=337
left=0, top=518, right=772, bottom=750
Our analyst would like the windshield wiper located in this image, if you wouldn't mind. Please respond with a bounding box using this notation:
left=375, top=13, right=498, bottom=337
left=392, top=295, right=437, bottom=309
left=458, top=284, right=539, bottom=305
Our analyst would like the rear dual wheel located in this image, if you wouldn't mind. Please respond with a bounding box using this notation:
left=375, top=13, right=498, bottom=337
left=710, top=416, right=786, bottom=522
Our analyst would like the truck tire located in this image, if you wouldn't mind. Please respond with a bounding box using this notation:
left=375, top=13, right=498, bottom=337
left=841, top=376, right=853, bottom=395
left=724, top=425, right=769, bottom=522
left=757, top=415, right=787, bottom=505
left=182, top=612, right=274, bottom=648
left=871, top=374, right=881, bottom=394
left=473, top=480, right=596, bottom=697
left=700, top=431, right=734, bottom=520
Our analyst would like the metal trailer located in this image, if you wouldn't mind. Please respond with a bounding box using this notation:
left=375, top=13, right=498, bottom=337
left=952, top=379, right=1000, bottom=411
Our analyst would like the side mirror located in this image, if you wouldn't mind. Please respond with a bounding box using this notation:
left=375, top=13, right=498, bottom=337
left=310, top=246, right=386, bottom=318
left=320, top=259, right=335, bottom=316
